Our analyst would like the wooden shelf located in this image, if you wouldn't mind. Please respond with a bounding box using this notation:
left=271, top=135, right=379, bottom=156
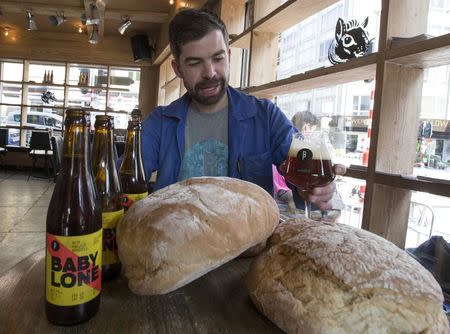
left=346, top=165, right=368, bottom=180
left=0, top=103, right=22, bottom=107
left=66, top=84, right=106, bottom=90
left=254, top=0, right=338, bottom=34
left=374, top=172, right=450, bottom=198
left=160, top=77, right=180, bottom=90
left=24, top=82, right=66, bottom=88
left=0, top=80, right=23, bottom=85
left=244, top=53, right=377, bottom=98
left=230, top=29, right=251, bottom=49
left=23, top=104, right=64, bottom=109
left=387, top=33, right=450, bottom=68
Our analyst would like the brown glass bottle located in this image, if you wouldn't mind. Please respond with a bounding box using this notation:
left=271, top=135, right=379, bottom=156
left=119, top=119, right=148, bottom=210
left=92, top=115, right=123, bottom=281
left=45, top=109, right=102, bottom=326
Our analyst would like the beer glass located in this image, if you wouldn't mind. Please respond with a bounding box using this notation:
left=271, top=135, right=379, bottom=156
left=279, top=131, right=335, bottom=219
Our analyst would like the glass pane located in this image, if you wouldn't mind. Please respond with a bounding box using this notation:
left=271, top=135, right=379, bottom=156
left=276, top=80, right=375, bottom=167
left=415, top=64, right=450, bottom=181
left=0, top=82, right=22, bottom=105
left=67, top=87, right=106, bottom=110
left=427, top=0, right=450, bottom=37
left=107, top=90, right=139, bottom=112
left=405, top=191, right=450, bottom=249
left=106, top=112, right=129, bottom=130
left=108, top=67, right=140, bottom=92
left=24, top=85, right=64, bottom=107
left=68, top=64, right=108, bottom=87
left=1, top=106, right=21, bottom=145
left=0, top=61, right=23, bottom=81
left=1, top=104, right=21, bottom=124
left=335, top=176, right=365, bottom=228
left=28, top=62, right=65, bottom=85
left=22, top=107, right=63, bottom=131
left=277, top=0, right=381, bottom=79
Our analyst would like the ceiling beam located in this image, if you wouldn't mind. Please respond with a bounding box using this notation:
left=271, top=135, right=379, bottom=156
left=0, top=1, right=169, bottom=23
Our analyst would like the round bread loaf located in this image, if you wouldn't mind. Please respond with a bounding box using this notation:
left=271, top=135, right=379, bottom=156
left=117, top=176, right=279, bottom=295
left=246, top=218, right=449, bottom=334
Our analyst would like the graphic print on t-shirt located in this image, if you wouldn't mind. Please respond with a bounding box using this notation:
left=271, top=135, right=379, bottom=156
left=178, top=140, right=228, bottom=180
left=178, top=104, right=229, bottom=181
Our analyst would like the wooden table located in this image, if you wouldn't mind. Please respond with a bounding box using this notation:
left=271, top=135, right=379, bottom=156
left=0, top=249, right=281, bottom=333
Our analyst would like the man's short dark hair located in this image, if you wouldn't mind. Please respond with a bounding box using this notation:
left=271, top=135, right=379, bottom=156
left=291, top=111, right=319, bottom=130
left=169, top=9, right=229, bottom=61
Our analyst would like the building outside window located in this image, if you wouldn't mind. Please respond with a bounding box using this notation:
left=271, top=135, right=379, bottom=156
left=274, top=0, right=450, bottom=241
left=0, top=60, right=141, bottom=145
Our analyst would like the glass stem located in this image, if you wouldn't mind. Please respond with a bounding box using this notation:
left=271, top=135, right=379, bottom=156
left=304, top=200, right=312, bottom=219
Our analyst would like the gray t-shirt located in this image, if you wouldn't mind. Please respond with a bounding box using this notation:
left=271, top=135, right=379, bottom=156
left=178, top=104, right=228, bottom=181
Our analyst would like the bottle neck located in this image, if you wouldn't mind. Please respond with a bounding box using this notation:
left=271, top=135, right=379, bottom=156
left=120, top=126, right=145, bottom=177
left=61, top=123, right=90, bottom=173
left=92, top=127, right=115, bottom=169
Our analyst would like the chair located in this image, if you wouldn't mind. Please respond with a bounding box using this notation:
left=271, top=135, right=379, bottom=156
left=28, top=130, right=53, bottom=180
left=51, top=136, right=63, bottom=182
left=0, top=128, right=8, bottom=171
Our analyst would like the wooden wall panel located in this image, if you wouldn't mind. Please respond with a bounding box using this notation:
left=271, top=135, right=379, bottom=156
left=139, top=66, right=159, bottom=118
left=249, top=31, right=277, bottom=87
left=370, top=184, right=411, bottom=248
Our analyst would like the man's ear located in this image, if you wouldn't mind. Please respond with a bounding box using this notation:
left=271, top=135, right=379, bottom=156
left=171, top=59, right=183, bottom=79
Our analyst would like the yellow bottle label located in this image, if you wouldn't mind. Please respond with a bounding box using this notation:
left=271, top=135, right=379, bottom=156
left=102, top=209, right=124, bottom=266
left=122, top=192, right=147, bottom=210
left=45, top=230, right=102, bottom=307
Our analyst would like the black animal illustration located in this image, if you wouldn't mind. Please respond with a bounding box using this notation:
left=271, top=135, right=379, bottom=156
left=328, top=17, right=372, bottom=65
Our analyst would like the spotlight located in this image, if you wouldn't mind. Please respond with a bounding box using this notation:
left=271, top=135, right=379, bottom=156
left=4, top=27, right=9, bottom=36
left=78, top=26, right=83, bottom=33
left=88, top=24, right=99, bottom=44
left=118, top=16, right=131, bottom=35
left=49, top=12, right=66, bottom=26
left=26, top=10, right=37, bottom=31
left=169, top=0, right=174, bottom=4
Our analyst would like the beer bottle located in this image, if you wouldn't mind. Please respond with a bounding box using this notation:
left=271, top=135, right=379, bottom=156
left=45, top=109, right=102, bottom=326
left=119, top=118, right=147, bottom=210
left=92, top=115, right=123, bottom=281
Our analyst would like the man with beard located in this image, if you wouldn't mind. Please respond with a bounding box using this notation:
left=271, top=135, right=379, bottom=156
left=141, top=9, right=345, bottom=211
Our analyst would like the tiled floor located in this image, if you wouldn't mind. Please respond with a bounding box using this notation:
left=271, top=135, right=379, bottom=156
left=0, top=169, right=54, bottom=275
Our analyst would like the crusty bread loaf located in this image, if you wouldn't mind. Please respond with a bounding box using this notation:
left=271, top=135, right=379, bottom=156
left=246, top=218, right=449, bottom=334
left=117, top=176, right=279, bottom=295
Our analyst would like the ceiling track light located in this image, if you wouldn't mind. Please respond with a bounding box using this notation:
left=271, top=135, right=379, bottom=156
left=118, top=16, right=132, bottom=35
left=88, top=24, right=99, bottom=44
left=26, top=10, right=38, bottom=31
left=49, top=11, right=66, bottom=27
left=89, top=3, right=101, bottom=25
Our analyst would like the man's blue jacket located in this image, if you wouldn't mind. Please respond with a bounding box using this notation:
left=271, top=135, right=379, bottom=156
left=141, top=86, right=294, bottom=195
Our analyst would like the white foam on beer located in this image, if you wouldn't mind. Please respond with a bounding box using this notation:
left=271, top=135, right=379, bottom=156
left=287, top=136, right=332, bottom=160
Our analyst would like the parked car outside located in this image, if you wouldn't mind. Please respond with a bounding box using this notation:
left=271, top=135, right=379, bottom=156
left=4, top=111, right=62, bottom=145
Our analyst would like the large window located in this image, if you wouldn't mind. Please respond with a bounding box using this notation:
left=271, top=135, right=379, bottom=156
left=0, top=59, right=141, bottom=145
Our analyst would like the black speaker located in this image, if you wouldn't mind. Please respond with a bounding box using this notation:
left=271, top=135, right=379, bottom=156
left=130, top=34, right=153, bottom=62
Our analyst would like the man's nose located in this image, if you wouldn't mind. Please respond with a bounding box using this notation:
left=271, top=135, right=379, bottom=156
left=202, top=61, right=216, bottom=79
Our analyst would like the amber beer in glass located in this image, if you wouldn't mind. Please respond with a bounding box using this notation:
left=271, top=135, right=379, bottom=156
left=92, top=115, right=123, bottom=281
left=119, top=119, right=147, bottom=210
left=45, top=109, right=102, bottom=325
left=280, top=132, right=335, bottom=218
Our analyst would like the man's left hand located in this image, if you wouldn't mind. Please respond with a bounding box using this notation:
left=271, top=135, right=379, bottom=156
left=303, top=164, right=346, bottom=211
